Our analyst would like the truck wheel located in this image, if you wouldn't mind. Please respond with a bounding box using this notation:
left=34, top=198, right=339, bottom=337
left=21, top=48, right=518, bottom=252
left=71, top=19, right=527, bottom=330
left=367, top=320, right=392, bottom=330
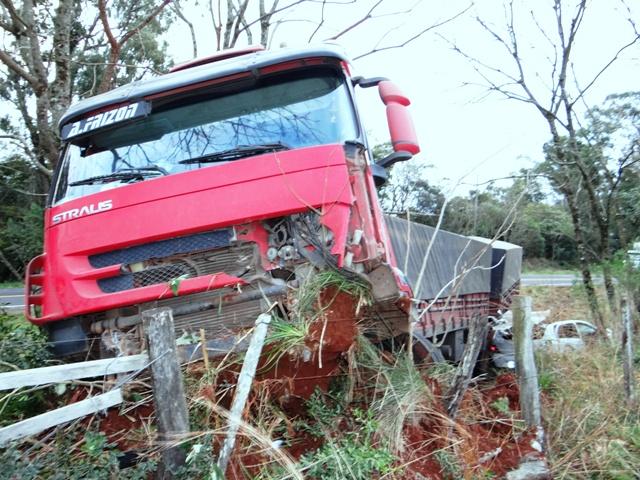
left=410, top=332, right=445, bottom=364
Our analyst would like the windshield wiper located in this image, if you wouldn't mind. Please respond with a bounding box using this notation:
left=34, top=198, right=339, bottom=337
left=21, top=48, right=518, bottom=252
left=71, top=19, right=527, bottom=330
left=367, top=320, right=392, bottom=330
left=178, top=143, right=290, bottom=165
left=69, top=166, right=168, bottom=187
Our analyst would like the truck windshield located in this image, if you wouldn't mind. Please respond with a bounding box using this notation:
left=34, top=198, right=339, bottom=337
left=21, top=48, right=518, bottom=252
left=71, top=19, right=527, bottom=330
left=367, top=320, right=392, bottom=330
left=53, top=69, right=358, bottom=204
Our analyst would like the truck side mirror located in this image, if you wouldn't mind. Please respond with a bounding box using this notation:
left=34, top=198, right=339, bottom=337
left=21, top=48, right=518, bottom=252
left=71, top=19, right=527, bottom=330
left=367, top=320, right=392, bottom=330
left=378, top=81, right=420, bottom=156
left=377, top=150, right=413, bottom=169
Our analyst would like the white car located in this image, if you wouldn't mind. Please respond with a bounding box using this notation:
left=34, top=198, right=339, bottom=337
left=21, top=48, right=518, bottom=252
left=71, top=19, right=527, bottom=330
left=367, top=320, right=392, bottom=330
left=533, top=320, right=603, bottom=352
left=489, top=319, right=605, bottom=368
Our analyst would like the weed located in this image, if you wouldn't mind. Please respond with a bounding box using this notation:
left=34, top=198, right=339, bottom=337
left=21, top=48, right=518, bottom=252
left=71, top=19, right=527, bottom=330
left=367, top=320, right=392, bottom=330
left=373, top=350, right=433, bottom=453
left=176, top=435, right=224, bottom=479
left=168, top=273, right=189, bottom=296
left=434, top=448, right=464, bottom=480
left=489, top=396, right=510, bottom=415
left=263, top=315, right=310, bottom=371
left=539, top=342, right=640, bottom=478
left=353, top=336, right=435, bottom=453
left=538, top=370, right=556, bottom=393
left=296, top=269, right=371, bottom=319
left=300, top=408, right=395, bottom=480
left=426, top=361, right=457, bottom=386
left=298, top=387, right=344, bottom=438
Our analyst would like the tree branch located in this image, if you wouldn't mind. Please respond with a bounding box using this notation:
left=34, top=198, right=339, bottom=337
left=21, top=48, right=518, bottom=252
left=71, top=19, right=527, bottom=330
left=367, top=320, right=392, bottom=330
left=354, top=4, right=471, bottom=60
left=0, top=50, right=38, bottom=89
left=327, top=0, right=383, bottom=40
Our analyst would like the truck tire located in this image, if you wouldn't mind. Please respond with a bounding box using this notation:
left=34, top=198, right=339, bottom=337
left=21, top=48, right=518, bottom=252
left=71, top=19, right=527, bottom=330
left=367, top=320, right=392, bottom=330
left=410, top=332, right=445, bottom=364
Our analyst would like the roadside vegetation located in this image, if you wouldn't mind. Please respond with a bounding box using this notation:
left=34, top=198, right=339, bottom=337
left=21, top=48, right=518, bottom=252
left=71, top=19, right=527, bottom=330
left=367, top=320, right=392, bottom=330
left=1, top=278, right=639, bottom=479
left=521, top=259, right=579, bottom=276
left=538, top=344, right=640, bottom=479
left=524, top=284, right=640, bottom=479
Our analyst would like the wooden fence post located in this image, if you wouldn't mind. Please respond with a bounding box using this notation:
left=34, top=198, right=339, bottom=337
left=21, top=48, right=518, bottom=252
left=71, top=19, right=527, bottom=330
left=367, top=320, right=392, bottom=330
left=446, top=316, right=489, bottom=418
left=621, top=295, right=637, bottom=409
left=512, top=295, right=542, bottom=428
left=143, top=307, right=190, bottom=479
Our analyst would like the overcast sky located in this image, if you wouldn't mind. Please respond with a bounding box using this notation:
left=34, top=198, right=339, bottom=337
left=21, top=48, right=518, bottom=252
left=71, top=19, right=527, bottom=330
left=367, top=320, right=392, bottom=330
left=165, top=0, right=640, bottom=196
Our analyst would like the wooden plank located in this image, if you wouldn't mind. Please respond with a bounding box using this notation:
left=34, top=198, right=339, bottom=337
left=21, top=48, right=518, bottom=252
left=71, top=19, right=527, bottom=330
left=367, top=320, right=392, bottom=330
left=217, top=313, right=271, bottom=474
left=512, top=295, right=542, bottom=427
left=0, top=389, right=123, bottom=447
left=143, top=307, right=189, bottom=478
left=0, top=354, right=149, bottom=391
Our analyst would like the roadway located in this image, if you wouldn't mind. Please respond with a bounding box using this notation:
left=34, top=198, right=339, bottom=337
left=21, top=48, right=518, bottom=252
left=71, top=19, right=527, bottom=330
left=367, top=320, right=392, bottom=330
left=0, top=287, right=24, bottom=315
left=520, top=273, right=603, bottom=287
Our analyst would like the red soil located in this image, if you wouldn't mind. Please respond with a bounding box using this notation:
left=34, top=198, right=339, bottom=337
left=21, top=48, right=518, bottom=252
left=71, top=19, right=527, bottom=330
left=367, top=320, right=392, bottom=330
left=88, top=289, right=542, bottom=479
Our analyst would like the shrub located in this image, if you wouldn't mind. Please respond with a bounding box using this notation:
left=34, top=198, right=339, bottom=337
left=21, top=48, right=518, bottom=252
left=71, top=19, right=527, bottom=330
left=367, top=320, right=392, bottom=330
left=0, top=431, right=156, bottom=480
left=0, top=314, right=52, bottom=426
left=300, top=409, right=395, bottom=480
left=0, top=313, right=51, bottom=372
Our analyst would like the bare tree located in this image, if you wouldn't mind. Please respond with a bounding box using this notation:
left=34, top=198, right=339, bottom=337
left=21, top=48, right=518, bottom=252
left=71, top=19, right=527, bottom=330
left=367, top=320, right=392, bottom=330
left=0, top=0, right=172, bottom=183
left=177, top=0, right=470, bottom=60
left=443, top=0, right=640, bottom=329
left=97, top=0, right=172, bottom=93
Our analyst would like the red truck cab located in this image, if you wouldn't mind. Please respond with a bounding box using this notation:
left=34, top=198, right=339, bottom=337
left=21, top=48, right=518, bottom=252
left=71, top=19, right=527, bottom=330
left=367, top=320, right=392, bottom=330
left=25, top=45, right=420, bottom=356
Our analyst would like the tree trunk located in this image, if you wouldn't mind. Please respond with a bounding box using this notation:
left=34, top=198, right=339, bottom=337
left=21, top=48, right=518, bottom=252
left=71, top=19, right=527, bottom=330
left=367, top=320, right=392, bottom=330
left=0, top=250, right=23, bottom=282
left=564, top=192, right=606, bottom=336
left=602, top=261, right=617, bottom=314
left=98, top=49, right=121, bottom=94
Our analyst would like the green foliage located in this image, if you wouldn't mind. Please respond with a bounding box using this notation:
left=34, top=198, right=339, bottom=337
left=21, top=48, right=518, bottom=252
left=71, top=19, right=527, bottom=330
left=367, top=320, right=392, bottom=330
left=72, top=0, right=173, bottom=98
left=381, top=163, right=582, bottom=264
left=0, top=446, right=41, bottom=480
left=1, top=203, right=44, bottom=274
left=168, top=273, right=190, bottom=296
left=263, top=315, right=311, bottom=372
left=489, top=396, right=510, bottom=415
left=378, top=161, right=445, bottom=224
left=509, top=203, right=576, bottom=262
left=0, top=314, right=52, bottom=426
left=300, top=409, right=395, bottom=480
left=434, top=448, right=464, bottom=480
left=607, top=250, right=640, bottom=294
left=0, top=387, right=49, bottom=427
left=538, top=342, right=640, bottom=478
left=425, top=361, right=457, bottom=385
left=175, top=436, right=223, bottom=480
left=0, top=431, right=156, bottom=480
left=0, top=155, right=44, bottom=281
left=299, top=387, right=345, bottom=438
left=0, top=313, right=50, bottom=372
left=538, top=370, right=556, bottom=394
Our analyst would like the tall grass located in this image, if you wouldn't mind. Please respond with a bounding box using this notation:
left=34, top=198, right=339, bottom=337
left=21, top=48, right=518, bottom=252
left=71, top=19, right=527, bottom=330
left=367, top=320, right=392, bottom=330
left=295, top=269, right=371, bottom=319
left=538, top=343, right=640, bottom=479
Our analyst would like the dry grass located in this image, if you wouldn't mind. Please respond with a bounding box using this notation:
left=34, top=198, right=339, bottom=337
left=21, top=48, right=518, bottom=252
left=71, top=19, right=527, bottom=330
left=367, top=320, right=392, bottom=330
left=538, top=342, right=640, bottom=479
left=521, top=285, right=594, bottom=323
left=523, top=284, right=639, bottom=478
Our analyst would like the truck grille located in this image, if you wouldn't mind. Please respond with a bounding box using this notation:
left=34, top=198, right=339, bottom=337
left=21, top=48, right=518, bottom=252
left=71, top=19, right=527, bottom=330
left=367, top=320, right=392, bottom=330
left=156, top=285, right=279, bottom=339
left=89, top=229, right=232, bottom=268
left=97, top=244, right=255, bottom=293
